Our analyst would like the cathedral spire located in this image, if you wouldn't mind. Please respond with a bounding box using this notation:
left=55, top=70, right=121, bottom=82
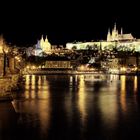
left=41, top=35, right=44, bottom=41
left=121, top=27, right=123, bottom=35
left=114, top=22, right=117, bottom=31
left=45, top=35, right=48, bottom=42
left=107, top=28, right=111, bottom=41
left=108, top=28, right=111, bottom=35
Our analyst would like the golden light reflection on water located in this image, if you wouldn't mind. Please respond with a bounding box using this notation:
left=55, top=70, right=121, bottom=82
left=24, top=75, right=50, bottom=99
left=25, top=90, right=36, bottom=99
left=134, top=76, right=137, bottom=93
left=133, top=76, right=138, bottom=106
left=12, top=75, right=140, bottom=137
left=98, top=75, right=119, bottom=128
left=99, top=94, right=118, bottom=128
left=31, top=75, right=36, bottom=90
left=13, top=75, right=51, bottom=135
left=41, top=76, right=50, bottom=91
left=120, top=76, right=126, bottom=112
left=25, top=75, right=31, bottom=90
left=78, top=75, right=87, bottom=125
left=108, top=74, right=118, bottom=90
left=66, top=76, right=74, bottom=108
left=38, top=76, right=42, bottom=85
left=25, top=75, right=36, bottom=99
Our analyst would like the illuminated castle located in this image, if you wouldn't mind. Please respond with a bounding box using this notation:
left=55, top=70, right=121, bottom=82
left=107, top=23, right=134, bottom=42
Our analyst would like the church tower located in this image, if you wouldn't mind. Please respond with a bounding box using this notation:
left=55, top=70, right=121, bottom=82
left=112, top=23, right=118, bottom=41
left=40, top=35, right=45, bottom=50
left=39, top=35, right=51, bottom=52
left=121, top=27, right=123, bottom=35
left=107, top=28, right=111, bottom=41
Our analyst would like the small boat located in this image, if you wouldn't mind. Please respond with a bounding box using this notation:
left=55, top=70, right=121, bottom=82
left=84, top=74, right=107, bottom=82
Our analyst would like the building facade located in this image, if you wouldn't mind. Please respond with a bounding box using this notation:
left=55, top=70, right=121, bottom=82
left=45, top=61, right=71, bottom=69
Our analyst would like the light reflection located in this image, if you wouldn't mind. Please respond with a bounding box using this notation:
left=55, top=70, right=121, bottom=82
left=78, top=75, right=87, bottom=125
left=41, top=76, right=49, bottom=91
left=108, top=74, right=118, bottom=91
left=31, top=75, right=36, bottom=90
left=37, top=76, right=42, bottom=90
left=120, top=75, right=126, bottom=112
left=24, top=90, right=29, bottom=99
left=13, top=75, right=51, bottom=136
left=99, top=94, right=118, bottom=128
left=25, top=75, right=31, bottom=90
left=134, top=76, right=137, bottom=93
left=65, top=76, right=79, bottom=123
left=24, top=75, right=50, bottom=99
left=110, top=74, right=118, bottom=81
left=24, top=90, right=36, bottom=99
left=69, top=76, right=73, bottom=93
left=133, top=76, right=138, bottom=106
left=37, top=87, right=50, bottom=134
left=11, top=74, right=140, bottom=138
left=70, top=76, right=73, bottom=83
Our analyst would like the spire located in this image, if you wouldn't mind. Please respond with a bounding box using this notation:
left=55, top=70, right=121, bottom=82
left=107, top=28, right=111, bottom=41
left=108, top=28, right=111, bottom=35
left=41, top=35, right=44, bottom=41
left=45, top=35, right=48, bottom=42
left=121, top=27, right=123, bottom=35
left=114, top=22, right=117, bottom=31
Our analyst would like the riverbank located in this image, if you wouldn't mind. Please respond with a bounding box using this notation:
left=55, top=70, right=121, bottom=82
left=23, top=69, right=140, bottom=76
left=23, top=70, right=104, bottom=75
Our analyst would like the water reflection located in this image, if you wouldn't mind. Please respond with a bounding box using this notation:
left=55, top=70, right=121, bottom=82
left=120, top=75, right=127, bottom=112
left=98, top=75, right=119, bottom=129
left=99, top=94, right=118, bottom=129
left=1, top=74, right=140, bottom=140
left=77, top=75, right=87, bottom=126
left=134, top=76, right=138, bottom=93
left=12, top=75, right=51, bottom=139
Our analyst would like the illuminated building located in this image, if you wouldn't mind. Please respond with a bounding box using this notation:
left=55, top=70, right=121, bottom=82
left=107, top=23, right=134, bottom=42
left=27, top=35, right=71, bottom=57
left=0, top=36, right=21, bottom=76
left=45, top=61, right=71, bottom=69
left=66, top=23, right=140, bottom=52
left=35, top=35, right=51, bottom=55
left=40, top=35, right=51, bottom=52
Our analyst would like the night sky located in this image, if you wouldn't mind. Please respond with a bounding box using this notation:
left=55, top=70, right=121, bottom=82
left=1, top=1, right=139, bottom=46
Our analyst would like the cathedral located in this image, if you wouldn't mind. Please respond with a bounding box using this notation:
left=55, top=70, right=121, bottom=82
left=39, top=35, right=51, bottom=52
left=34, top=35, right=51, bottom=56
left=107, top=23, right=135, bottom=42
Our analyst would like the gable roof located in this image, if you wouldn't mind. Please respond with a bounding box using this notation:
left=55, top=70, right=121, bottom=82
left=118, top=33, right=134, bottom=40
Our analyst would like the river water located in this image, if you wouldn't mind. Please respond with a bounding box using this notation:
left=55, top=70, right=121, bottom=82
left=1, top=74, right=140, bottom=140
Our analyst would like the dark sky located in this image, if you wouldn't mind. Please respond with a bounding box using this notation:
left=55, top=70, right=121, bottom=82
left=1, top=1, right=140, bottom=46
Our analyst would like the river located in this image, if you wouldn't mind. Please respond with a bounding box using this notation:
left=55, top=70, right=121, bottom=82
left=0, top=74, right=140, bottom=140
